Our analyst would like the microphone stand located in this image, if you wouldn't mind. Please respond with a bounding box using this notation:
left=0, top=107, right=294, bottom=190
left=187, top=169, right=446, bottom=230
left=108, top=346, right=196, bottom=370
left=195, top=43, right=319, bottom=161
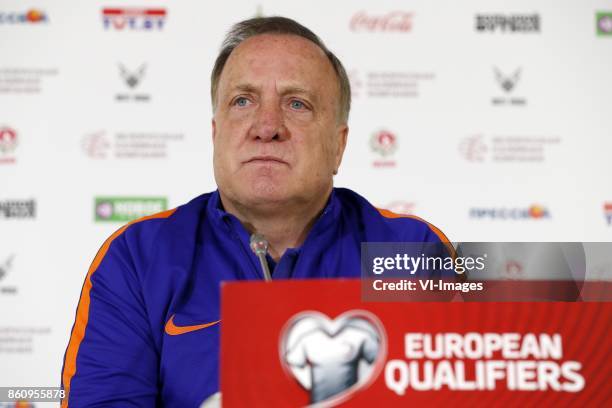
left=249, top=233, right=272, bottom=281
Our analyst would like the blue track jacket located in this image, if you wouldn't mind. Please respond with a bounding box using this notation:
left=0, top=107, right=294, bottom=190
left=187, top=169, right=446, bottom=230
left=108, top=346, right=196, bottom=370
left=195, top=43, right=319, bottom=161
left=61, top=188, right=450, bottom=407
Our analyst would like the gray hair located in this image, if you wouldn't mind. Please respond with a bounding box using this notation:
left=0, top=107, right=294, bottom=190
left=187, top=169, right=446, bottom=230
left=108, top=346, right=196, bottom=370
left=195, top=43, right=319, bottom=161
left=211, top=16, right=351, bottom=123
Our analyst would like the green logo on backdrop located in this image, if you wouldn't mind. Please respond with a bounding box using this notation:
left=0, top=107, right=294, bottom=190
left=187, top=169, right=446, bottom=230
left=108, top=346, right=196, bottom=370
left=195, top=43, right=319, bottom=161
left=95, top=197, right=167, bottom=222
left=596, top=12, right=612, bottom=36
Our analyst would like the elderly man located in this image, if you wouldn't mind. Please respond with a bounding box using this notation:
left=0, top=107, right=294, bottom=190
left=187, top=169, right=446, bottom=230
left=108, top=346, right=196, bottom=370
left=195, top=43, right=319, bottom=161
left=61, top=16, right=449, bottom=407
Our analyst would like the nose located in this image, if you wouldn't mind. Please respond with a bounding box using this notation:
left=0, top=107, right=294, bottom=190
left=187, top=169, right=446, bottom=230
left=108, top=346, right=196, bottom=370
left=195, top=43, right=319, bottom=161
left=249, top=99, right=288, bottom=142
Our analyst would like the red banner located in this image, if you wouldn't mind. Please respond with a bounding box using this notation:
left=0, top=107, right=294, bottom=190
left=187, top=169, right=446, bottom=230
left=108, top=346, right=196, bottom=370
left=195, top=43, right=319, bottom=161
left=221, top=279, right=610, bottom=407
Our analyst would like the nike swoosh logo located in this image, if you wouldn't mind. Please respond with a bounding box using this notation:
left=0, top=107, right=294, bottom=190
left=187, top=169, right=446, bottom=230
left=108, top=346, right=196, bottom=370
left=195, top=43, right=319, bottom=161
left=164, top=314, right=220, bottom=336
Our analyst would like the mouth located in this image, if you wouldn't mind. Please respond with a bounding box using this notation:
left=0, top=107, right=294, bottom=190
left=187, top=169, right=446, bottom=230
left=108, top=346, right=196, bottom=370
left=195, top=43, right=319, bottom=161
left=244, top=156, right=288, bottom=165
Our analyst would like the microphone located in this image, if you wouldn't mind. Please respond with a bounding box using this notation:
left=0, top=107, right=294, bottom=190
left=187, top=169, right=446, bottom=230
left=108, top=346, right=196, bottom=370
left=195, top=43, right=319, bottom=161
left=249, top=233, right=272, bottom=281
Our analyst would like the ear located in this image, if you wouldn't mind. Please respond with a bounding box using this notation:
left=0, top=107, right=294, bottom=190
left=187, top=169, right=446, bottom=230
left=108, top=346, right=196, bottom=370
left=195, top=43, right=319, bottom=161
left=333, top=124, right=349, bottom=174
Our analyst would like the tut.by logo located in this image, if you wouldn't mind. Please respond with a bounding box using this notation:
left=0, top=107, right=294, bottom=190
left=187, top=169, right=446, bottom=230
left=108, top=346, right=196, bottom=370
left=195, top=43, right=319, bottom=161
left=604, top=203, right=612, bottom=225
left=280, top=310, right=387, bottom=406
left=102, top=8, right=166, bottom=31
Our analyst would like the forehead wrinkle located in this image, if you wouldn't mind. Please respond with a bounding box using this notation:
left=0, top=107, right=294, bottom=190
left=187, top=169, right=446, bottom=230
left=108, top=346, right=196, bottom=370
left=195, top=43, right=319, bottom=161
left=221, top=34, right=338, bottom=110
left=232, top=83, right=259, bottom=93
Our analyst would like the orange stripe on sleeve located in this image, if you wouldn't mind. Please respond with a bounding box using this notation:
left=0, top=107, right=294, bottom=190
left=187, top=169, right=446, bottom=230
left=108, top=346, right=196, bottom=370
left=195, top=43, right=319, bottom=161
left=61, top=208, right=176, bottom=407
left=376, top=208, right=456, bottom=258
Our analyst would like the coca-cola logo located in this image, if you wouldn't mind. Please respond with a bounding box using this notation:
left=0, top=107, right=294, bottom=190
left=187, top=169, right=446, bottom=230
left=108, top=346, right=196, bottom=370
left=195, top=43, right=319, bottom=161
left=350, top=11, right=413, bottom=32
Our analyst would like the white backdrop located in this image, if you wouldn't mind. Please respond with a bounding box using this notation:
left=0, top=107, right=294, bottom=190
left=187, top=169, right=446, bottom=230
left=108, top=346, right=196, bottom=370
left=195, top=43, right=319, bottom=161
left=0, top=0, right=611, bottom=397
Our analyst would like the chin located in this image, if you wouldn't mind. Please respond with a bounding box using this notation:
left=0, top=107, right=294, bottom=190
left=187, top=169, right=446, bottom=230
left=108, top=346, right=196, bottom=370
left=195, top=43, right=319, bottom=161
left=244, top=182, right=291, bottom=205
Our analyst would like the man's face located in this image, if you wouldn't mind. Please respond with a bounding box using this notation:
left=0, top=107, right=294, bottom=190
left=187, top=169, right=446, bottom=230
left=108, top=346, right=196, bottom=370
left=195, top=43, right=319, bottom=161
left=212, top=34, right=348, bottom=213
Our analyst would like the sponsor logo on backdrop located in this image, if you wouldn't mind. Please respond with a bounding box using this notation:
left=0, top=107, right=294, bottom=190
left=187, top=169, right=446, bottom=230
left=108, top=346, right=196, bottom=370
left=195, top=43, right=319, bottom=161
left=0, top=126, right=18, bottom=164
left=95, top=197, right=167, bottom=222
left=459, top=134, right=487, bottom=162
left=0, top=326, right=51, bottom=354
left=596, top=12, right=612, bottom=35
left=503, top=260, right=524, bottom=280
left=349, top=70, right=435, bottom=99
left=459, top=134, right=561, bottom=163
left=0, top=200, right=36, bottom=219
left=0, top=254, right=17, bottom=295
left=82, top=131, right=110, bottom=159
left=102, top=8, right=166, bottom=31
left=0, top=67, right=59, bottom=95
left=0, top=402, right=35, bottom=407
left=350, top=11, right=412, bottom=32
left=0, top=9, right=47, bottom=24
left=116, top=63, right=150, bottom=102
left=280, top=310, right=387, bottom=405
left=470, top=205, right=550, bottom=220
left=120, top=63, right=145, bottom=88
left=475, top=14, right=540, bottom=32
left=381, top=201, right=415, bottom=215
left=82, top=130, right=184, bottom=159
left=495, top=67, right=520, bottom=92
left=604, top=203, right=612, bottom=225
left=492, top=67, right=526, bottom=106
left=370, top=130, right=397, bottom=168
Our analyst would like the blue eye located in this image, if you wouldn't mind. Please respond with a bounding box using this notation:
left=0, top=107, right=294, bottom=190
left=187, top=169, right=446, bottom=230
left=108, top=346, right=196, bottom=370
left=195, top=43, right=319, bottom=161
left=290, top=100, right=305, bottom=110
left=235, top=97, right=249, bottom=107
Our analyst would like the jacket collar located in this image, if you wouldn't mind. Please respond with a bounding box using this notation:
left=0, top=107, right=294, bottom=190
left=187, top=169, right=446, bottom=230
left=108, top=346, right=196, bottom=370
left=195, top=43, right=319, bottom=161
left=206, top=188, right=341, bottom=251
